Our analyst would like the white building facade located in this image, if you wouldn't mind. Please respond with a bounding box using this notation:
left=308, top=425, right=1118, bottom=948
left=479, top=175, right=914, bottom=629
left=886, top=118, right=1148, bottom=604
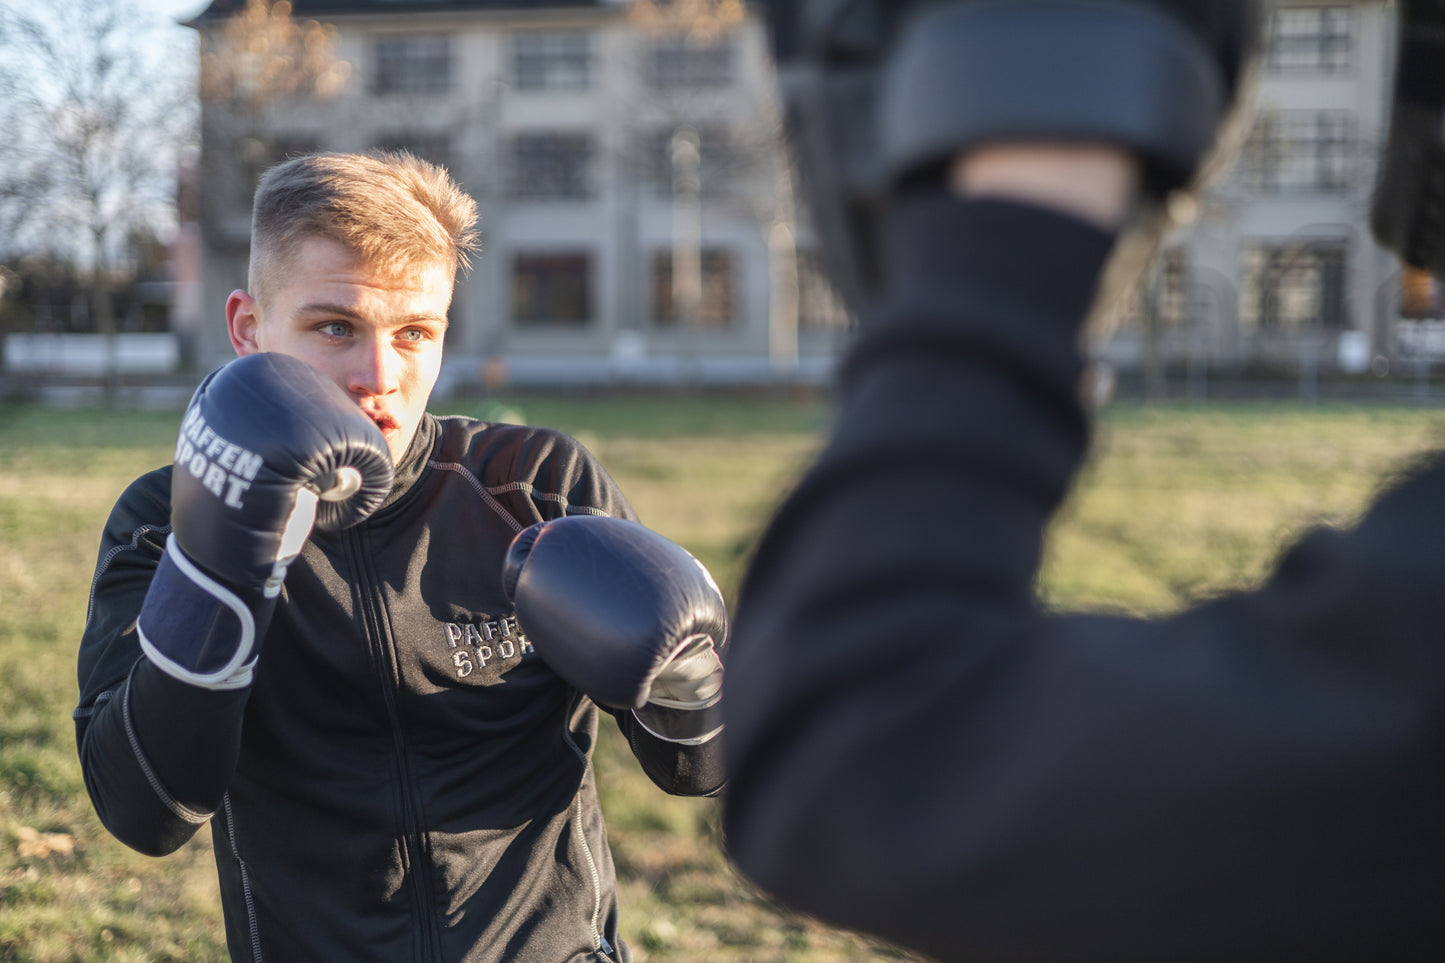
left=189, top=0, right=850, bottom=387
left=1100, top=0, right=1414, bottom=384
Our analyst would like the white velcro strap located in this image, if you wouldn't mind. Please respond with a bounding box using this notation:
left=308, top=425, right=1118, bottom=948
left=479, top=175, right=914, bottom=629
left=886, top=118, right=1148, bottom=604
left=632, top=701, right=724, bottom=746
left=137, top=534, right=258, bottom=690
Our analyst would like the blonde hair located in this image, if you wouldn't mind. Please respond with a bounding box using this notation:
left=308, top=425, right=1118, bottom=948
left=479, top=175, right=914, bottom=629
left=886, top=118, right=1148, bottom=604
left=248, top=150, right=479, bottom=302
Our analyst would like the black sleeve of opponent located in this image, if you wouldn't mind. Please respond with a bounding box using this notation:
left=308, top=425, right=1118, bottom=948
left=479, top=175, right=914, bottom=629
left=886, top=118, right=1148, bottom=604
left=723, top=195, right=1445, bottom=962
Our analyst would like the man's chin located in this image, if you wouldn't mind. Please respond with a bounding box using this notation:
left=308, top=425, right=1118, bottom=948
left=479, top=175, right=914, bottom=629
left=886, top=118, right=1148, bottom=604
left=383, top=427, right=412, bottom=464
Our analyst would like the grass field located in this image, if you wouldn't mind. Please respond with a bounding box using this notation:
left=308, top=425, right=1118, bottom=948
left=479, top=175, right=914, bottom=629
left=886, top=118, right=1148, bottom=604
left=1, top=393, right=1441, bottom=961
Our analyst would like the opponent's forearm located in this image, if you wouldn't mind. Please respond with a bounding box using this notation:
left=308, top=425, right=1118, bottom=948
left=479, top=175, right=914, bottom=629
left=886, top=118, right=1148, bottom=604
left=724, top=196, right=1445, bottom=959
left=729, top=194, right=1111, bottom=667
left=724, top=197, right=1112, bottom=942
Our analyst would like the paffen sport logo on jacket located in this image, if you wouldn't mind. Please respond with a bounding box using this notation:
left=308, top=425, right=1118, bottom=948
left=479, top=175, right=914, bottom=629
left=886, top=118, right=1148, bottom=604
left=443, top=614, right=534, bottom=679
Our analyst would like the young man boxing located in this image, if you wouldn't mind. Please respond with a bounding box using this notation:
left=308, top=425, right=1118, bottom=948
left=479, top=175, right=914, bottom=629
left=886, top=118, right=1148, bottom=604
left=76, top=150, right=726, bottom=963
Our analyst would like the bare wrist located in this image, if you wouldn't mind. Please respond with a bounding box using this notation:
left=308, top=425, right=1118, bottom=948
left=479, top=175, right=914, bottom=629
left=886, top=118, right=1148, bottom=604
left=949, top=143, right=1141, bottom=230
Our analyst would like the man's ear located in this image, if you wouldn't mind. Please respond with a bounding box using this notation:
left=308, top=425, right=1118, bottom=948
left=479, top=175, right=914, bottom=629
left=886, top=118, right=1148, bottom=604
left=226, top=290, right=262, bottom=356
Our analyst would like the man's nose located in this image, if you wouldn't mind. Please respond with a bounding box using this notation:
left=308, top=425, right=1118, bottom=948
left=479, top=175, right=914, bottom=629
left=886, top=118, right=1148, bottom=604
left=349, top=337, right=400, bottom=395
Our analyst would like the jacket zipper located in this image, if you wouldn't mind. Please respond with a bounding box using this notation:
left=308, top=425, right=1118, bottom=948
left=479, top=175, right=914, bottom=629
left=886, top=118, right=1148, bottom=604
left=560, top=692, right=618, bottom=963
left=347, top=526, right=441, bottom=961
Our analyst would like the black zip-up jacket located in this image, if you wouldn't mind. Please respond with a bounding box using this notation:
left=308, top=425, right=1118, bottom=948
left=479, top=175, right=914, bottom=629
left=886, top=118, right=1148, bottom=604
left=77, top=413, right=724, bottom=962
left=723, top=196, right=1445, bottom=960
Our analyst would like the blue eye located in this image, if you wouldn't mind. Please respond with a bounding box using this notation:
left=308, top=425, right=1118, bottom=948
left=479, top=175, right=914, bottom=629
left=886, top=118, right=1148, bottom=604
left=400, top=329, right=426, bottom=342
left=320, top=322, right=349, bottom=337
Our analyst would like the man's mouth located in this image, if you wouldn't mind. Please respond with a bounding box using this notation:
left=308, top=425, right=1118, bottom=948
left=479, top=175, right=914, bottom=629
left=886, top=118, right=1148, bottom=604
left=365, top=411, right=400, bottom=435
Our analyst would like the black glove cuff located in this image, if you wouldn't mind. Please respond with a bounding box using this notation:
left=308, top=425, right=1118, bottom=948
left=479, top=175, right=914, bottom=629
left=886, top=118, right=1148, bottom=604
left=839, top=196, right=1116, bottom=399
left=881, top=193, right=1116, bottom=323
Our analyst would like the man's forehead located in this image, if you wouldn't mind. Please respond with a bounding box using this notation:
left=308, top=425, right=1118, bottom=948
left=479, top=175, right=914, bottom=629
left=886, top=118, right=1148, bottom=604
left=293, top=234, right=449, bottom=277
left=268, top=237, right=450, bottom=294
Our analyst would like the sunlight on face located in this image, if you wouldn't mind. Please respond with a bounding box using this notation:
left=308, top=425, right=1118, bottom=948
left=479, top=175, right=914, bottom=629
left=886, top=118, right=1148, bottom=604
left=229, top=236, right=453, bottom=464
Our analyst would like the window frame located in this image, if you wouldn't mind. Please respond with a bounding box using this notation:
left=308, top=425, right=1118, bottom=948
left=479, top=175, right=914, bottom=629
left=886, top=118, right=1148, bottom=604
left=507, top=132, right=594, bottom=200
left=510, top=251, right=594, bottom=327
left=648, top=36, right=734, bottom=89
left=511, top=31, right=592, bottom=91
left=1238, top=110, right=1355, bottom=194
left=371, top=33, right=453, bottom=95
left=1238, top=240, right=1349, bottom=331
left=1265, top=6, right=1353, bottom=74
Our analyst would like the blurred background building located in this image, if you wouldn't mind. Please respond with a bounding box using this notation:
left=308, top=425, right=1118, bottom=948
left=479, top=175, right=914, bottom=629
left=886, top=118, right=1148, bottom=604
left=2, top=0, right=1436, bottom=398
left=1100, top=0, right=1411, bottom=394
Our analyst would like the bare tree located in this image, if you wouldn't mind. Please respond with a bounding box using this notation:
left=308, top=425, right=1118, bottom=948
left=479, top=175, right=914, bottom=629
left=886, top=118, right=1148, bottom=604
left=622, top=2, right=803, bottom=372
left=196, top=0, right=351, bottom=246
left=0, top=0, right=195, bottom=397
left=185, top=0, right=351, bottom=367
left=629, top=0, right=746, bottom=46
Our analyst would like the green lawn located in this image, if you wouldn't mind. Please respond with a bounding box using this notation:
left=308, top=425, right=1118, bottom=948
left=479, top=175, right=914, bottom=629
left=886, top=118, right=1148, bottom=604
left=1, top=394, right=1440, bottom=961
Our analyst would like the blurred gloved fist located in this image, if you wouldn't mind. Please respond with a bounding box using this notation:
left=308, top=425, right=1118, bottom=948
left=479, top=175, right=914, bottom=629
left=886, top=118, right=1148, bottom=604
left=138, top=353, right=394, bottom=689
left=503, top=516, right=727, bottom=745
left=763, top=0, right=1265, bottom=308
left=1372, top=0, right=1445, bottom=274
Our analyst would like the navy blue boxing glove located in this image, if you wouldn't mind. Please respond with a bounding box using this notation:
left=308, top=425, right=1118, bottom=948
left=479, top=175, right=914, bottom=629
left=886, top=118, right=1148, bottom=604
left=503, top=516, right=727, bottom=745
left=137, top=353, right=393, bottom=690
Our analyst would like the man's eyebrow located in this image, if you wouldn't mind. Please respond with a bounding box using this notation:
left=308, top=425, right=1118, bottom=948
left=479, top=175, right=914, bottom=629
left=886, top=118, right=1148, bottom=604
left=296, top=301, right=363, bottom=319
left=296, top=302, right=448, bottom=325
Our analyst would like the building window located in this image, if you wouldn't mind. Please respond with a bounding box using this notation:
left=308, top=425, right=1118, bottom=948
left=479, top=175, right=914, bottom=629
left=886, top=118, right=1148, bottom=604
left=1266, top=6, right=1352, bottom=73
left=797, top=251, right=851, bottom=331
left=649, top=37, right=733, bottom=88
left=651, top=249, right=735, bottom=327
left=1239, top=242, right=1347, bottom=331
left=512, top=32, right=591, bottom=91
left=373, top=34, right=451, bottom=94
left=511, top=253, right=592, bottom=326
left=1238, top=110, right=1354, bottom=193
left=508, top=133, right=592, bottom=200
left=373, top=132, right=452, bottom=172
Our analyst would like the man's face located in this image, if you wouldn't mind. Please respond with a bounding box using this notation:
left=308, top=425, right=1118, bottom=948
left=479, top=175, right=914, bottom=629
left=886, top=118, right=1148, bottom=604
left=227, top=236, right=453, bottom=464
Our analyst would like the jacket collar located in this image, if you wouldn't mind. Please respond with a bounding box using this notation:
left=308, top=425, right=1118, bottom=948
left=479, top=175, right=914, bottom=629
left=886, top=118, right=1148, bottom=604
left=376, top=413, right=440, bottom=514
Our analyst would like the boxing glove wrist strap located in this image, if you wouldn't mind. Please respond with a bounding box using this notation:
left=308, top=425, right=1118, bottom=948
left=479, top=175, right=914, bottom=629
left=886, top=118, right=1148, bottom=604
left=137, top=534, right=276, bottom=691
